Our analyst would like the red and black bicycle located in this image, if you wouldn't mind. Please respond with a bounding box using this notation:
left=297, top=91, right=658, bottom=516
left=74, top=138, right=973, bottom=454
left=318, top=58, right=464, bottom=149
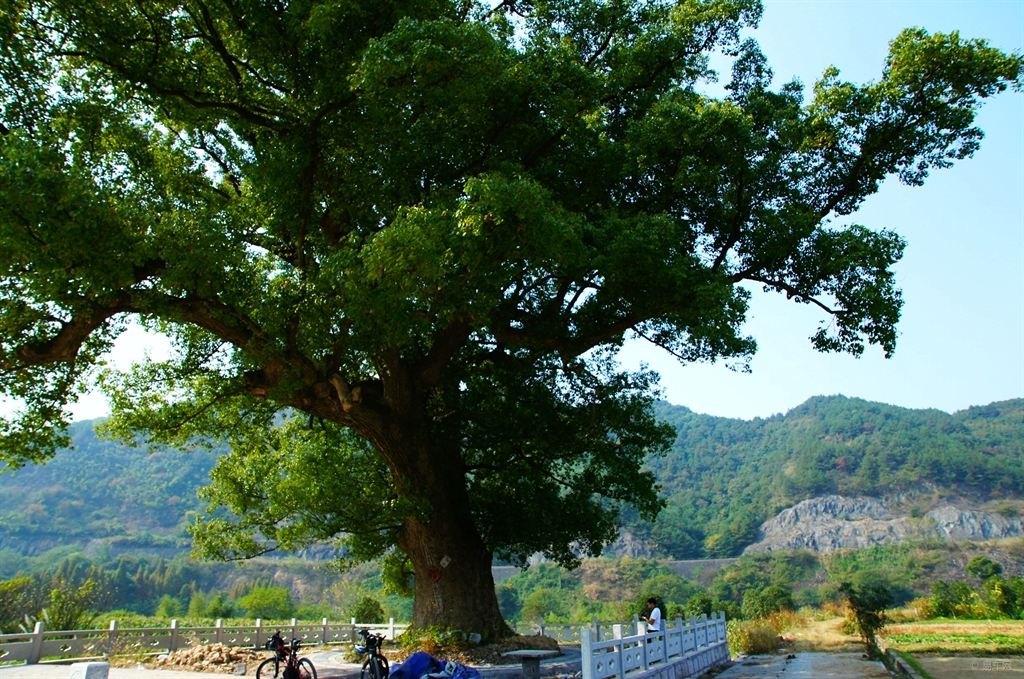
left=257, top=631, right=317, bottom=679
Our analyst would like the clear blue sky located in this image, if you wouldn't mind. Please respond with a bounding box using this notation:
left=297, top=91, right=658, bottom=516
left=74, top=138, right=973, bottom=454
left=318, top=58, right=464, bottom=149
left=50, top=1, right=1024, bottom=422
left=620, top=0, right=1024, bottom=419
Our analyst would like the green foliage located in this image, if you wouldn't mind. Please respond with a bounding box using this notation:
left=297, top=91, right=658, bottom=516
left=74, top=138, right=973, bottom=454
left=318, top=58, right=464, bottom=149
left=351, top=596, right=386, bottom=624
left=682, top=592, right=713, bottom=619
left=966, top=556, right=1003, bottom=582
left=521, top=588, right=569, bottom=623
left=710, top=551, right=819, bottom=604
left=839, top=581, right=893, bottom=656
left=187, top=591, right=208, bottom=618
left=154, top=594, right=184, bottom=619
left=237, top=586, right=295, bottom=621
left=296, top=602, right=337, bottom=621
left=205, top=594, right=235, bottom=619
left=640, top=574, right=699, bottom=613
left=741, top=586, right=794, bottom=620
left=0, top=577, right=43, bottom=633
left=926, top=576, right=1024, bottom=620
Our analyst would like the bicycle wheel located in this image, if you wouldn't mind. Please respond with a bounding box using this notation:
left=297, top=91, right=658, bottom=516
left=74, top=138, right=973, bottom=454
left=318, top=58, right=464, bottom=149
left=361, top=656, right=386, bottom=679
left=298, top=657, right=318, bottom=679
left=257, top=657, right=281, bottom=679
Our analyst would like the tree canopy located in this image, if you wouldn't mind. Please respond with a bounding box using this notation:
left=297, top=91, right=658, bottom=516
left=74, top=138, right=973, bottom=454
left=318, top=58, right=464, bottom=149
left=1, top=0, right=1020, bottom=636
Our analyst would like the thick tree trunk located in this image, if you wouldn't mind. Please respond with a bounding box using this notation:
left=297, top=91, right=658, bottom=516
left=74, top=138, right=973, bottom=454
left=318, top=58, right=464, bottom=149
left=367, top=384, right=514, bottom=640
left=400, top=508, right=513, bottom=640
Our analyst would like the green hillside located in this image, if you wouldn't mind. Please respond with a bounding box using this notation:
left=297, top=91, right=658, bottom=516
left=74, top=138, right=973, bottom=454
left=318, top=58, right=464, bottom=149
left=1, top=396, right=1021, bottom=564
left=0, top=420, right=219, bottom=556
left=629, top=396, right=1024, bottom=559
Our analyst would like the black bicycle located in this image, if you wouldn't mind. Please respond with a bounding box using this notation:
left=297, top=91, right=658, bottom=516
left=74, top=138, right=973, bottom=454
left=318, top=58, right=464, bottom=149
left=356, top=628, right=390, bottom=679
left=258, top=630, right=317, bottom=679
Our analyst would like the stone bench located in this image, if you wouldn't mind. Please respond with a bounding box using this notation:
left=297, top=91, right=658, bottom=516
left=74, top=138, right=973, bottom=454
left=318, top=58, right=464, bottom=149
left=501, top=650, right=560, bottom=679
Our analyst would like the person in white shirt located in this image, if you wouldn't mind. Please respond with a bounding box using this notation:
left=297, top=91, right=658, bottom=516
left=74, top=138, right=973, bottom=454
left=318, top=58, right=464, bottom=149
left=642, top=597, right=662, bottom=633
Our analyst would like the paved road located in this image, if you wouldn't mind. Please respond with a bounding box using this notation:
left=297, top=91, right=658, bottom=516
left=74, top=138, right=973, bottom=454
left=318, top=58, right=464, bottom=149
left=0, top=647, right=582, bottom=679
left=714, top=653, right=889, bottom=678
left=306, top=646, right=581, bottom=679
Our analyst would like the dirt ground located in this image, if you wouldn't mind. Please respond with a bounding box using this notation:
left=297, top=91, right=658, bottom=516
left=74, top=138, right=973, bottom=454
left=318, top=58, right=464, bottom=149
left=778, top=616, right=865, bottom=654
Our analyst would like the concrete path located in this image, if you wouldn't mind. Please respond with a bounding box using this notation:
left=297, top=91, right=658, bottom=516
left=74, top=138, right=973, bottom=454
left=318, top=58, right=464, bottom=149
left=306, top=646, right=581, bottom=679
left=0, top=647, right=582, bottom=679
left=714, top=653, right=889, bottom=678
left=912, top=656, right=1023, bottom=677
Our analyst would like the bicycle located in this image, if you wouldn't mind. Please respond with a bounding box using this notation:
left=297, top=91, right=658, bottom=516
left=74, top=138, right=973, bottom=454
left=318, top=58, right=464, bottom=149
left=356, top=628, right=390, bottom=679
left=257, top=630, right=318, bottom=679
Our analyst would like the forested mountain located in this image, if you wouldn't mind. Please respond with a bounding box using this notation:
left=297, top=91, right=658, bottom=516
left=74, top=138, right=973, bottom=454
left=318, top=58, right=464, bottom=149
left=1, top=396, right=1021, bottom=564
left=0, top=420, right=219, bottom=556
left=626, top=396, right=1023, bottom=559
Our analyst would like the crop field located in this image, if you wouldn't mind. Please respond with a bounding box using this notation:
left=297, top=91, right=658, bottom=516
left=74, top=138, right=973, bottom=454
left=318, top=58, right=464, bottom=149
left=881, top=621, right=1024, bottom=655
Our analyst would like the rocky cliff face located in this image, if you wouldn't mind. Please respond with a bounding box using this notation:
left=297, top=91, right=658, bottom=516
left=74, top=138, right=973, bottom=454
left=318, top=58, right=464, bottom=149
left=744, top=495, right=1024, bottom=553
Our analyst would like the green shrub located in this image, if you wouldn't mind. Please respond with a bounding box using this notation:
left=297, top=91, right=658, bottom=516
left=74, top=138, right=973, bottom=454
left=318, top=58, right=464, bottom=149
left=741, top=586, right=794, bottom=620
left=966, top=556, right=1003, bottom=582
left=351, top=596, right=385, bottom=624
left=726, top=619, right=780, bottom=655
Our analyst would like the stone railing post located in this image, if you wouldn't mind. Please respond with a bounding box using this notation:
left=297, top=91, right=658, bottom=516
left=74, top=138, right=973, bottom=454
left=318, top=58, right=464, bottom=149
left=580, top=628, right=592, bottom=679
left=255, top=619, right=263, bottom=649
left=537, top=617, right=545, bottom=638
left=632, top=614, right=639, bottom=636
left=215, top=619, right=223, bottom=646
left=106, top=620, right=118, bottom=658
left=612, top=625, right=625, bottom=679
left=169, top=620, right=179, bottom=652
left=291, top=618, right=298, bottom=642
left=322, top=618, right=330, bottom=645
left=351, top=618, right=357, bottom=644
left=639, top=620, right=648, bottom=671
left=28, top=621, right=45, bottom=664
left=389, top=618, right=396, bottom=640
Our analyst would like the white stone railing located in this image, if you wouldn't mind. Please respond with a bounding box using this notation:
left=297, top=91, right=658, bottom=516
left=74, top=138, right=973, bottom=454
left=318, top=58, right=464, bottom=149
left=0, top=617, right=408, bottom=665
left=580, top=614, right=729, bottom=679
left=514, top=615, right=644, bottom=643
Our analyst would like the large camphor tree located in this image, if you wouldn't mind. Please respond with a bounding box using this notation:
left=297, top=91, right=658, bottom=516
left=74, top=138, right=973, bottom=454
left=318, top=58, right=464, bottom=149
left=1, top=0, right=1020, bottom=637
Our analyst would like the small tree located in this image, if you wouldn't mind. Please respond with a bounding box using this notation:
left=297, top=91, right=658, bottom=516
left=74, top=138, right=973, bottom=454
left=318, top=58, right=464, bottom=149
left=187, top=591, right=208, bottom=618
left=205, top=594, right=235, bottom=619
left=351, top=596, right=385, bottom=624
left=839, top=582, right=892, bottom=657
left=154, top=594, right=184, bottom=619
